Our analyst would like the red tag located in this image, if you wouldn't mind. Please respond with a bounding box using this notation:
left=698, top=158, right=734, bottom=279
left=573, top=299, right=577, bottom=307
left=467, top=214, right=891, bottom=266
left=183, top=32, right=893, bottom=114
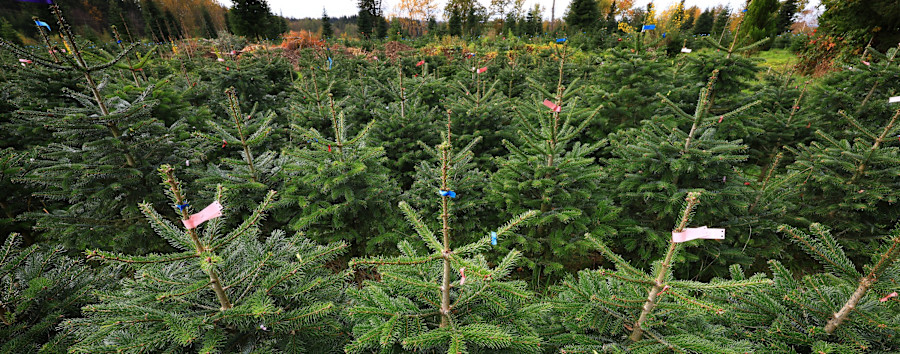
left=222, top=140, right=227, bottom=148
left=416, top=60, right=424, bottom=67
left=477, top=66, right=487, bottom=74
left=718, top=116, right=724, bottom=123
left=327, top=145, right=332, bottom=152
left=543, top=99, right=561, bottom=112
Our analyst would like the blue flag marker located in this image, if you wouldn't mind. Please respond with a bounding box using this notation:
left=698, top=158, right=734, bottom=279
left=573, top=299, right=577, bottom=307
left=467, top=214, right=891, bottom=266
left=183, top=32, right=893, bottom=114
left=742, top=9, right=747, bottom=12
left=662, top=32, right=666, bottom=38
left=438, top=190, right=457, bottom=198
left=491, top=231, right=497, bottom=245
left=34, top=20, right=51, bottom=31
left=175, top=203, right=190, bottom=211
left=327, top=57, right=333, bottom=70
left=642, top=25, right=656, bottom=31
left=556, top=38, right=566, bottom=43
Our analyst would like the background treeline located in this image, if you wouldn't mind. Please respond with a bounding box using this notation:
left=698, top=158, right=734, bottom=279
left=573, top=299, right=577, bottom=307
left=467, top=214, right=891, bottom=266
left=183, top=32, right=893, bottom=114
left=1, top=1, right=899, bottom=353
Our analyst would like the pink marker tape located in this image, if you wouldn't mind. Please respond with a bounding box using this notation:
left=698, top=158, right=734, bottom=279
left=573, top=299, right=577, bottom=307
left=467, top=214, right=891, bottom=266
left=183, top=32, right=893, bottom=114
left=459, top=267, right=467, bottom=285
left=477, top=66, right=487, bottom=74
left=672, top=226, right=725, bottom=243
left=543, top=99, right=561, bottom=112
left=182, top=201, right=223, bottom=229
left=862, top=60, right=871, bottom=66
left=880, top=292, right=898, bottom=302
left=18, top=59, right=32, bottom=64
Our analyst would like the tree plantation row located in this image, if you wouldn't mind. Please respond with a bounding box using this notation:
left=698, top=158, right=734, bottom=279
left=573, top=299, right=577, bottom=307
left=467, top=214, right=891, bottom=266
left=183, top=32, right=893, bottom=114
left=1, top=6, right=900, bottom=353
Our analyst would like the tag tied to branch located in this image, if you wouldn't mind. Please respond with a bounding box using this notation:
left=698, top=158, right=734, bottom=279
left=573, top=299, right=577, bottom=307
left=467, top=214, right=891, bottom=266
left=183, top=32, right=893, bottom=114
left=182, top=201, right=223, bottom=229
left=543, top=99, right=561, bottom=112
left=491, top=231, right=497, bottom=245
left=438, top=190, right=457, bottom=198
left=672, top=226, right=725, bottom=243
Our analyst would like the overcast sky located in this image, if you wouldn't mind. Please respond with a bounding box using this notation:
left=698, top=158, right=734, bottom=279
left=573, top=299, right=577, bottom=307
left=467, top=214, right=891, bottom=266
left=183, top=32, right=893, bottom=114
left=216, top=0, right=820, bottom=20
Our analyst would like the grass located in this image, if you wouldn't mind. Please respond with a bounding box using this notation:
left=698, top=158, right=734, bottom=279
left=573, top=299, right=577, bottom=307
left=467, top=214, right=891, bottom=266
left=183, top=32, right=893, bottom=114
left=755, top=48, right=798, bottom=73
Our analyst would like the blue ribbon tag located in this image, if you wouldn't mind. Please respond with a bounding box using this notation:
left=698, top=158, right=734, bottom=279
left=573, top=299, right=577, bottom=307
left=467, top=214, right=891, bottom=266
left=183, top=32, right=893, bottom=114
left=556, top=38, right=566, bottom=43
left=176, top=203, right=190, bottom=211
left=438, top=190, right=457, bottom=198
left=491, top=231, right=497, bottom=245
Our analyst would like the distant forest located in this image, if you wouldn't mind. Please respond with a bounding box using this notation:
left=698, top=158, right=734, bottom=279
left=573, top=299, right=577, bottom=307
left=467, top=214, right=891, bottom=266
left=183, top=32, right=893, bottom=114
left=0, top=0, right=227, bottom=44
left=288, top=15, right=358, bottom=39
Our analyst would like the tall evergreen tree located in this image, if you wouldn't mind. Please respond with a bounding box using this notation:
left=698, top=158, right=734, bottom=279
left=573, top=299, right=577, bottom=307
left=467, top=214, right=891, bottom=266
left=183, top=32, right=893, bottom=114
left=280, top=92, right=402, bottom=255
left=228, top=0, right=275, bottom=40
left=564, top=0, right=600, bottom=33
left=741, top=0, right=779, bottom=45
left=65, top=166, right=349, bottom=352
left=693, top=8, right=715, bottom=35
left=321, top=9, right=333, bottom=38
left=774, top=0, right=798, bottom=34
left=602, top=71, right=761, bottom=272
left=711, top=6, right=730, bottom=38
left=0, top=5, right=181, bottom=251
left=201, top=7, right=218, bottom=38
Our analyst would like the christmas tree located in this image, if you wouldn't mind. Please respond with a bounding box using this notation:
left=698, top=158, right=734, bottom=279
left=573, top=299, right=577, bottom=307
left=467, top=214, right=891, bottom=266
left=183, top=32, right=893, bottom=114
left=548, top=192, right=771, bottom=352
left=65, top=165, right=349, bottom=352
left=344, top=118, right=544, bottom=353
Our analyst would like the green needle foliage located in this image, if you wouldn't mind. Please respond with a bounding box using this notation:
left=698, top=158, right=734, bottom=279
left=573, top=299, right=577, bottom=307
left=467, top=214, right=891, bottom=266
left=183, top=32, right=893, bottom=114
left=728, top=223, right=900, bottom=351
left=548, top=192, right=771, bottom=353
left=0, top=233, right=114, bottom=353
left=345, top=121, right=544, bottom=354
left=193, top=87, right=281, bottom=213
left=0, top=5, right=185, bottom=252
left=489, top=45, right=618, bottom=284
left=784, top=108, right=900, bottom=254
left=65, top=165, right=348, bottom=352
left=281, top=93, right=402, bottom=255
left=604, top=70, right=761, bottom=272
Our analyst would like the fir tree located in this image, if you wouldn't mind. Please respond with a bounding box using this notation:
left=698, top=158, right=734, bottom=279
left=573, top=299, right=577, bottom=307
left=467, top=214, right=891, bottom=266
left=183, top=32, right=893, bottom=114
left=0, top=233, right=113, bottom=353
left=280, top=93, right=402, bottom=255
left=548, top=192, right=771, bottom=352
left=693, top=8, right=715, bottom=35
left=774, top=0, right=798, bottom=34
left=321, top=9, right=333, bottom=38
left=192, top=87, right=281, bottom=213
left=65, top=165, right=349, bottom=352
left=369, top=61, right=443, bottom=189
left=0, top=5, right=181, bottom=251
left=489, top=45, right=618, bottom=283
left=711, top=7, right=730, bottom=39
left=602, top=71, right=761, bottom=272
left=564, top=0, right=600, bottom=33
left=344, top=119, right=543, bottom=353
left=728, top=223, right=900, bottom=351
left=201, top=8, right=219, bottom=39
left=783, top=107, right=900, bottom=252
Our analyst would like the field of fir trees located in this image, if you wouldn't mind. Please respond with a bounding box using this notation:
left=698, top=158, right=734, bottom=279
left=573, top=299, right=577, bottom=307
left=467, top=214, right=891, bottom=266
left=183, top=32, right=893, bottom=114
left=1, top=1, right=899, bottom=353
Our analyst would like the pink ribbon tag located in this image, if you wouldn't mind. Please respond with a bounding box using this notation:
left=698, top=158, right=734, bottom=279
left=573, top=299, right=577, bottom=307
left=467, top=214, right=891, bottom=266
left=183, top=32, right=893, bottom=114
left=543, top=99, right=561, bottom=112
left=672, top=226, right=725, bottom=243
left=217, top=58, right=225, bottom=62
left=459, top=267, right=467, bottom=285
left=862, top=60, right=870, bottom=66
left=889, top=96, right=900, bottom=104
left=182, top=201, right=223, bottom=229
left=416, top=60, right=424, bottom=67
left=18, top=59, right=32, bottom=64
left=880, top=292, right=898, bottom=302
left=477, top=66, right=487, bottom=74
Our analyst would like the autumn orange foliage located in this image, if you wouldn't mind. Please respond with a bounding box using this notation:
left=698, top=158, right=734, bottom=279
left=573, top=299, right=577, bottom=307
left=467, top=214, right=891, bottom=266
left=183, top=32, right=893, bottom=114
left=280, top=30, right=324, bottom=51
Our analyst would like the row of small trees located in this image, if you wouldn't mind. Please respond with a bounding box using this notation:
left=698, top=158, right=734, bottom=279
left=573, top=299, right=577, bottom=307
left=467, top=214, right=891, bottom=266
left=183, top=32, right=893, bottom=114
left=2, top=5, right=900, bottom=352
